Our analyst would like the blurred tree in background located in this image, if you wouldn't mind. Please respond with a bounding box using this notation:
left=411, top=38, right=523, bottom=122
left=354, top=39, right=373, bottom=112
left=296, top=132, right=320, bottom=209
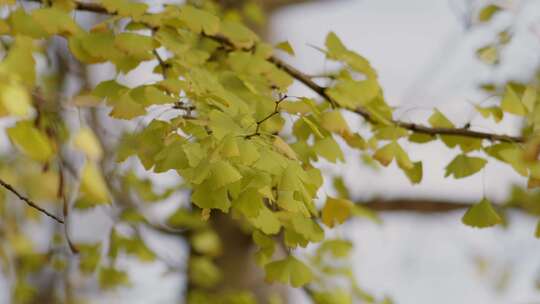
left=0, top=0, right=538, bottom=303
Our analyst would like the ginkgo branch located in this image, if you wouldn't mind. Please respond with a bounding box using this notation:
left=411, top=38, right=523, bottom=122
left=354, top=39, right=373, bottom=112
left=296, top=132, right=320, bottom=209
left=0, top=178, right=64, bottom=224
left=246, top=94, right=287, bottom=138
left=27, top=0, right=107, bottom=13
left=362, top=198, right=473, bottom=213
left=31, top=0, right=525, bottom=143
left=269, top=56, right=525, bottom=143
left=152, top=49, right=171, bottom=75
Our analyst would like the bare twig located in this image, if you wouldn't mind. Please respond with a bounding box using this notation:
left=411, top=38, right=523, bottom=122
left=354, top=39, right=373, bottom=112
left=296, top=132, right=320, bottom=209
left=246, top=94, right=287, bottom=138
left=0, top=178, right=64, bottom=224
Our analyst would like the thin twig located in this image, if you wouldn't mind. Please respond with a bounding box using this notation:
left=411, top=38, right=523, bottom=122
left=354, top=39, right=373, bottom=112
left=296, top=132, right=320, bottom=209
left=245, top=94, right=287, bottom=138
left=152, top=49, right=171, bottom=77
left=0, top=178, right=64, bottom=224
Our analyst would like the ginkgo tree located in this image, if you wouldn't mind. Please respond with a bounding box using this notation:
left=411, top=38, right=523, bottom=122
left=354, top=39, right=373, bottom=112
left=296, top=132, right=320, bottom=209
left=0, top=0, right=537, bottom=303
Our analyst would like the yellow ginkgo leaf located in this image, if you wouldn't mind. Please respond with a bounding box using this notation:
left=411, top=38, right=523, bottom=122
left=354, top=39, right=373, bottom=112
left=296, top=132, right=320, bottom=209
left=462, top=198, right=502, bottom=228
left=275, top=41, right=294, bottom=55
left=80, top=161, right=110, bottom=205
left=444, top=154, right=487, bottom=179
left=7, top=120, right=53, bottom=162
left=501, top=85, right=527, bottom=116
left=74, top=127, right=103, bottom=160
left=0, top=83, right=31, bottom=117
left=273, top=136, right=297, bottom=160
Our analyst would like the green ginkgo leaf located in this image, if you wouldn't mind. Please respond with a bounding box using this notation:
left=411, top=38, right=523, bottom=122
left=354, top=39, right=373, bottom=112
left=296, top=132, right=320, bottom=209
left=74, top=127, right=103, bottom=160
left=325, top=32, right=376, bottom=78
left=320, top=110, right=350, bottom=134
left=400, top=161, right=423, bottom=184
left=478, top=4, right=501, bottom=22
left=220, top=20, right=258, bottom=49
left=373, top=141, right=413, bottom=169
left=248, top=206, right=281, bottom=235
left=7, top=121, right=53, bottom=162
left=31, top=8, right=82, bottom=36
left=179, top=5, right=220, bottom=35
left=322, top=196, right=352, bottom=228
left=101, top=0, right=147, bottom=18
left=80, top=161, right=110, bottom=204
left=208, top=161, right=242, bottom=189
left=428, top=109, right=454, bottom=128
left=0, top=82, right=31, bottom=117
left=445, top=154, right=487, bottom=179
left=476, top=45, right=499, bottom=65
left=475, top=105, right=503, bottom=122
left=275, top=41, right=294, bottom=55
left=114, top=33, right=156, bottom=60
left=314, top=136, right=344, bottom=163
left=98, top=267, right=129, bottom=290
left=264, top=256, right=313, bottom=287
left=462, top=198, right=502, bottom=228
left=253, top=231, right=275, bottom=266
left=273, top=136, right=298, bottom=160
left=501, top=85, right=527, bottom=116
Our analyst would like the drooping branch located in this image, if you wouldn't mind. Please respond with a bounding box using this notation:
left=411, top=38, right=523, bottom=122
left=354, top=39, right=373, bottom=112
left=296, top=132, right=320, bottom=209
left=0, top=178, right=64, bottom=224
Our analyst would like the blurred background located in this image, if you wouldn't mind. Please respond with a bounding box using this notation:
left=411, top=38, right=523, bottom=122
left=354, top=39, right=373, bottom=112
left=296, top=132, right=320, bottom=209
left=2, top=0, right=540, bottom=303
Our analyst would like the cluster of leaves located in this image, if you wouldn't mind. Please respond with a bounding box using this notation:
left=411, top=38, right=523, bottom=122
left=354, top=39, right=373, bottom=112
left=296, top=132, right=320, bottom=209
left=0, top=0, right=538, bottom=303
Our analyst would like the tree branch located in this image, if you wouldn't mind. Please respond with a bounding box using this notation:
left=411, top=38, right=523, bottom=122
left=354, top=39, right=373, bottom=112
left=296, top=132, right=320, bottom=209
left=361, top=198, right=472, bottom=213
left=26, top=0, right=107, bottom=13
left=28, top=0, right=525, bottom=145
left=269, top=56, right=525, bottom=143
left=0, top=178, right=64, bottom=224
